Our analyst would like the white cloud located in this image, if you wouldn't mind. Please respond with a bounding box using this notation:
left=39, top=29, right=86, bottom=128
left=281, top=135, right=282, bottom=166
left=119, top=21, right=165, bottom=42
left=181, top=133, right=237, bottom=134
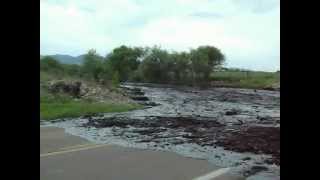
left=40, top=0, right=280, bottom=71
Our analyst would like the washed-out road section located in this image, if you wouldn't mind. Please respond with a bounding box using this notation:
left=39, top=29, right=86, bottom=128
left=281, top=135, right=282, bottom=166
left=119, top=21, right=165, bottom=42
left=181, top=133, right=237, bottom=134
left=41, top=83, right=280, bottom=179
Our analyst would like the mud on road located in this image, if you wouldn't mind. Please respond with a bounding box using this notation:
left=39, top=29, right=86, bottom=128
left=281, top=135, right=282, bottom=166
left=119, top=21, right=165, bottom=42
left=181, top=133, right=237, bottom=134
left=83, top=116, right=280, bottom=166
left=43, top=83, right=280, bottom=179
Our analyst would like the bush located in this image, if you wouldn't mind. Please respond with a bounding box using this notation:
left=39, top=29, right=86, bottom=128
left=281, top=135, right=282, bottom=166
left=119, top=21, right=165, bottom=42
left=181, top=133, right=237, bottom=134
left=40, top=56, right=64, bottom=73
left=112, top=71, right=120, bottom=87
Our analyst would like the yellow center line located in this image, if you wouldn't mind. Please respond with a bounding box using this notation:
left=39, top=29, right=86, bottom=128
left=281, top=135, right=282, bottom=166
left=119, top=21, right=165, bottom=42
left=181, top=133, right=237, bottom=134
left=40, top=144, right=109, bottom=158
left=193, top=168, right=231, bottom=180
left=58, top=143, right=96, bottom=151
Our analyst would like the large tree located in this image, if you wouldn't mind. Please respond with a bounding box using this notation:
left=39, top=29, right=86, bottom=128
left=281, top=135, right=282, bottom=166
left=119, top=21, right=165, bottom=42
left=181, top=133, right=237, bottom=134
left=190, top=46, right=225, bottom=81
left=82, top=49, right=104, bottom=82
left=140, top=46, right=171, bottom=83
left=170, top=51, right=190, bottom=82
left=106, top=45, right=144, bottom=82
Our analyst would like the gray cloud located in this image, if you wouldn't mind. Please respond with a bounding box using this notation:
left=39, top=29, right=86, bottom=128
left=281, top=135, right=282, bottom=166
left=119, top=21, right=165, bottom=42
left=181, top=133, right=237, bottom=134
left=40, top=0, right=280, bottom=71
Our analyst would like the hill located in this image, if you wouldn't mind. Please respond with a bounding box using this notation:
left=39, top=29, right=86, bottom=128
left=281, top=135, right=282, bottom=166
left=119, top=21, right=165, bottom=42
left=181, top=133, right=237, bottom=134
left=41, top=54, right=85, bottom=65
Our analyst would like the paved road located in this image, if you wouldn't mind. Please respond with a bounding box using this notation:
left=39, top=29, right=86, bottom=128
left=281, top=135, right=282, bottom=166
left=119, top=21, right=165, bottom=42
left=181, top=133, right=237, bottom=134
left=40, top=127, right=244, bottom=180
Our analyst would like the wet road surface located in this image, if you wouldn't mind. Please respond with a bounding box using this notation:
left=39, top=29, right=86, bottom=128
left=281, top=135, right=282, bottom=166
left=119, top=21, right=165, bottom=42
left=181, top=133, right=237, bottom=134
left=41, top=127, right=243, bottom=180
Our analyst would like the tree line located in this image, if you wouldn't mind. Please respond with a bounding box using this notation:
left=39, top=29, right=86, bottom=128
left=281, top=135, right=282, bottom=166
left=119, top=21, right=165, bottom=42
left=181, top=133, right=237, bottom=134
left=40, top=45, right=225, bottom=86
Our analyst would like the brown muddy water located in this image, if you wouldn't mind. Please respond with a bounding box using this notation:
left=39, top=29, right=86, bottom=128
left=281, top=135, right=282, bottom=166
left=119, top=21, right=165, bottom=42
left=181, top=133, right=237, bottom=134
left=41, top=83, right=280, bottom=180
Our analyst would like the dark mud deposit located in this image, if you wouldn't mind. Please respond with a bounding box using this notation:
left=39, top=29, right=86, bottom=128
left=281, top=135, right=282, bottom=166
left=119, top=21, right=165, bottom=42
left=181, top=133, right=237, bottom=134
left=42, top=83, right=280, bottom=179
left=216, top=126, right=280, bottom=165
left=83, top=116, right=280, bottom=166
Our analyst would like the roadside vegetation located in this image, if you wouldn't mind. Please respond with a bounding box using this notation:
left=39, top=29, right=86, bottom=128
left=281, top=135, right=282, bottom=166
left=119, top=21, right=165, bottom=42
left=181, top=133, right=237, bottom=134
left=40, top=92, right=140, bottom=120
left=40, top=56, right=141, bottom=120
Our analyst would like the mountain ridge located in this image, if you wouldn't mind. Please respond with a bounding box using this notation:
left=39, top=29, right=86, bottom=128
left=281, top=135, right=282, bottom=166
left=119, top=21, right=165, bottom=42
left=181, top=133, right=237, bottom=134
left=40, top=54, right=85, bottom=64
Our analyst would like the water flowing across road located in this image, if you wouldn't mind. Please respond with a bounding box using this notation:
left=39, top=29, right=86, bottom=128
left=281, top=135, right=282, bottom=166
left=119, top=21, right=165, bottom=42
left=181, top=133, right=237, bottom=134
left=41, top=83, right=280, bottom=180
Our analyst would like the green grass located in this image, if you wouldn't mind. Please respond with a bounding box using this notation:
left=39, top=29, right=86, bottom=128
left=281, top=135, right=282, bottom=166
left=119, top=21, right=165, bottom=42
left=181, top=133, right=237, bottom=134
left=211, top=71, right=280, bottom=89
left=40, top=98, right=141, bottom=120
left=40, top=89, right=142, bottom=120
left=41, top=71, right=143, bottom=120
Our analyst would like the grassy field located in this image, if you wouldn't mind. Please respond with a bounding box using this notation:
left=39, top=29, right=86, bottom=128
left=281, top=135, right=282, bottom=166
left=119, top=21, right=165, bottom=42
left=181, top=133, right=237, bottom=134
left=210, top=70, right=280, bottom=89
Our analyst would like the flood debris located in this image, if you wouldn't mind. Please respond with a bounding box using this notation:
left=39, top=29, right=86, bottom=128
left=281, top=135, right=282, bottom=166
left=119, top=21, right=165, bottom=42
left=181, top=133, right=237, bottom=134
left=216, top=126, right=280, bottom=165
left=121, top=85, right=159, bottom=107
left=49, top=83, right=280, bottom=179
left=82, top=116, right=280, bottom=165
left=243, top=166, right=269, bottom=177
left=48, top=80, right=82, bottom=97
left=225, top=109, right=241, bottom=116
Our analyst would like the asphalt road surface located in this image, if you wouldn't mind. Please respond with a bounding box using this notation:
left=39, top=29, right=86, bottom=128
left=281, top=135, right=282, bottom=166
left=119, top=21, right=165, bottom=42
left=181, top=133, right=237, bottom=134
left=40, top=127, right=244, bottom=180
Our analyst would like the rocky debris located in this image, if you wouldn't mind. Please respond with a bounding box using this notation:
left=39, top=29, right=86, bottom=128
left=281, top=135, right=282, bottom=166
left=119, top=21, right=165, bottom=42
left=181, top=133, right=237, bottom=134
left=48, top=80, right=82, bottom=97
left=243, top=166, right=269, bottom=177
left=82, top=116, right=226, bottom=145
left=121, top=87, right=146, bottom=96
left=82, top=114, right=280, bottom=166
left=46, top=80, right=134, bottom=103
left=216, top=126, right=280, bottom=165
left=225, top=109, right=241, bottom=116
left=139, top=102, right=160, bottom=107
left=242, top=157, right=252, bottom=161
left=132, top=128, right=166, bottom=135
left=264, top=158, right=275, bottom=165
left=256, top=116, right=280, bottom=125
left=83, top=116, right=224, bottom=129
left=82, top=113, right=104, bottom=119
left=84, top=116, right=135, bottom=128
left=131, top=88, right=145, bottom=94
left=120, top=86, right=161, bottom=106
left=256, top=115, right=273, bottom=121
left=80, top=85, right=105, bottom=98
left=131, top=96, right=149, bottom=101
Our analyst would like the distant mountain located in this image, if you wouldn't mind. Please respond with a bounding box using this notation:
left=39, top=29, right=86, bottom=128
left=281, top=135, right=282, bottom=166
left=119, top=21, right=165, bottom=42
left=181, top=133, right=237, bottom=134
left=42, top=54, right=85, bottom=65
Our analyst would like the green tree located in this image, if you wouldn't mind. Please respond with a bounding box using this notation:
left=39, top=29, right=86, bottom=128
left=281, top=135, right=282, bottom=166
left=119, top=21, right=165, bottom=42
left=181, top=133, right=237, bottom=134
left=190, top=46, right=225, bottom=82
left=40, top=56, right=63, bottom=72
left=111, top=71, right=120, bottom=87
left=82, top=49, right=104, bottom=82
left=63, top=64, right=81, bottom=77
left=171, top=51, right=191, bottom=82
left=140, top=46, right=171, bottom=83
left=107, top=45, right=144, bottom=82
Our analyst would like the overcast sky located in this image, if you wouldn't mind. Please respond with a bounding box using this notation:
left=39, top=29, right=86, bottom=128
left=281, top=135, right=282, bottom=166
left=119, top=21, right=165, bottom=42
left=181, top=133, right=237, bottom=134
left=40, top=0, right=280, bottom=72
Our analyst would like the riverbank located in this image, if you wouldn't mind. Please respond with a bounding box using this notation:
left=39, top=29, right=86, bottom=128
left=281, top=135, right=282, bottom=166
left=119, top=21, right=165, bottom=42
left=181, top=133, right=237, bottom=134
left=126, top=70, right=280, bottom=90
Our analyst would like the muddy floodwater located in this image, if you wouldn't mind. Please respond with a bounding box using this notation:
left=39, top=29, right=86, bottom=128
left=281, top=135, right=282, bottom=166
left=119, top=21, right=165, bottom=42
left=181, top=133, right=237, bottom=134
left=41, top=83, right=280, bottom=180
